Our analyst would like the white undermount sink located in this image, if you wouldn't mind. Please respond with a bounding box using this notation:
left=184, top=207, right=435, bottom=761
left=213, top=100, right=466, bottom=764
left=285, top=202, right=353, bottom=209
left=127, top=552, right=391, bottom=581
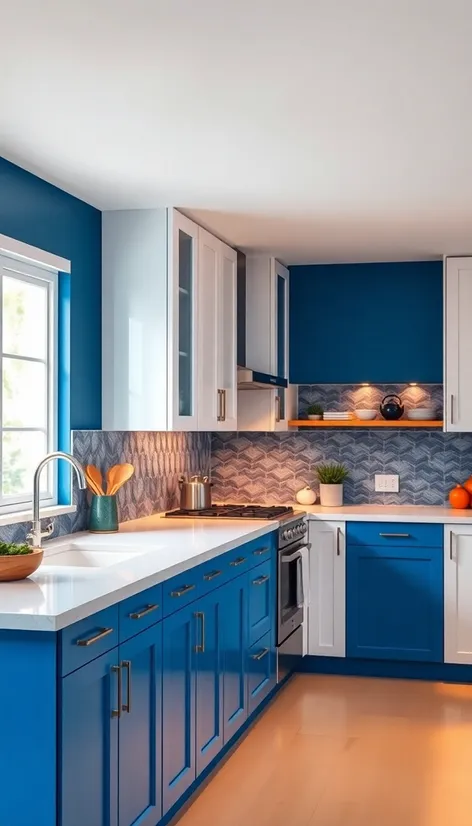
left=42, top=548, right=142, bottom=569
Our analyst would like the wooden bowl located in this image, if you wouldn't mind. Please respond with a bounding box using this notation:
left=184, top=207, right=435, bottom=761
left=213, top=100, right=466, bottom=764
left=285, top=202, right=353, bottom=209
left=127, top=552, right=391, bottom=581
left=0, top=548, right=43, bottom=582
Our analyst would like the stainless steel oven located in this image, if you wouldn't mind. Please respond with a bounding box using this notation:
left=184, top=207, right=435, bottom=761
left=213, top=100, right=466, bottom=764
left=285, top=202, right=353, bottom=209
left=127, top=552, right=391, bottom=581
left=277, top=516, right=309, bottom=680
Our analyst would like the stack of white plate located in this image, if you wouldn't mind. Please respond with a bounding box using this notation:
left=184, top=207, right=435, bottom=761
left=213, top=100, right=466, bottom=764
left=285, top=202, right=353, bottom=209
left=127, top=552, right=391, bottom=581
left=407, top=407, right=436, bottom=421
left=323, top=411, right=354, bottom=421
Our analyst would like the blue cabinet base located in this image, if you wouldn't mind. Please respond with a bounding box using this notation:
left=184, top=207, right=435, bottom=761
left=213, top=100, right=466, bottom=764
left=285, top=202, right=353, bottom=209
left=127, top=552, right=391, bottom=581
left=299, top=655, right=472, bottom=685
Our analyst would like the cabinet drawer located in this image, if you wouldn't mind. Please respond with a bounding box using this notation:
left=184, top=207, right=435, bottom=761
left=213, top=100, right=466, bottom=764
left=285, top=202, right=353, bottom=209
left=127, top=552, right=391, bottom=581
left=162, top=567, right=201, bottom=617
left=61, top=605, right=119, bottom=676
left=198, top=556, right=230, bottom=595
left=119, top=583, right=163, bottom=642
left=246, top=534, right=276, bottom=569
left=247, top=630, right=276, bottom=715
left=347, top=522, right=443, bottom=548
left=248, top=559, right=274, bottom=646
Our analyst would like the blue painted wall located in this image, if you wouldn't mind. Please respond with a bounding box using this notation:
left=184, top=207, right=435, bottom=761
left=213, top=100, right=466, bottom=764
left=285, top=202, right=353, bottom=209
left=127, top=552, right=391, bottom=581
left=289, top=261, right=443, bottom=384
left=0, top=157, right=101, bottom=428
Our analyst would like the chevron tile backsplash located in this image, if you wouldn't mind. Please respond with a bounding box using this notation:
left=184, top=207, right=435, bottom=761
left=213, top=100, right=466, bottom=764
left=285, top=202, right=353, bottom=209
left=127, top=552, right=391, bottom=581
left=0, top=431, right=210, bottom=543
left=211, top=385, right=472, bottom=507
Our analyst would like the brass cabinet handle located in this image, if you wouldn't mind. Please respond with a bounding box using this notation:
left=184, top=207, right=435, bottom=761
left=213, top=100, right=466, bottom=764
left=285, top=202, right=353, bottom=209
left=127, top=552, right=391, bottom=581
left=230, top=556, right=247, bottom=567
left=336, top=527, right=341, bottom=556
left=121, top=660, right=131, bottom=713
left=194, top=611, right=205, bottom=653
left=252, top=574, right=269, bottom=585
left=203, top=570, right=222, bottom=581
left=171, top=583, right=196, bottom=597
left=111, top=664, right=122, bottom=719
left=251, top=647, right=269, bottom=661
left=379, top=533, right=410, bottom=538
left=253, top=546, right=270, bottom=556
left=129, top=603, right=159, bottom=620
left=76, top=627, right=114, bottom=647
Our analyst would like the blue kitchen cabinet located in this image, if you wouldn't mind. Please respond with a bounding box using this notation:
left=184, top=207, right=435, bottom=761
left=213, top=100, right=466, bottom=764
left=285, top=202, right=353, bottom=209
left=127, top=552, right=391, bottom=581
left=162, top=603, right=196, bottom=815
left=195, top=589, right=224, bottom=776
left=61, top=648, right=119, bottom=826
left=248, top=557, right=275, bottom=646
left=346, top=539, right=444, bottom=662
left=118, top=623, right=163, bottom=826
left=247, top=629, right=277, bottom=714
left=222, top=573, right=249, bottom=743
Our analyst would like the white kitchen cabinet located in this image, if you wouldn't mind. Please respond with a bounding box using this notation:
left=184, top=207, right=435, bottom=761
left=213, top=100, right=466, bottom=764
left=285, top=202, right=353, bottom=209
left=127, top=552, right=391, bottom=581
left=238, top=256, right=296, bottom=431
left=197, top=229, right=237, bottom=431
left=444, top=525, right=472, bottom=664
left=308, top=521, right=346, bottom=658
left=444, top=257, right=472, bottom=432
left=102, top=209, right=237, bottom=431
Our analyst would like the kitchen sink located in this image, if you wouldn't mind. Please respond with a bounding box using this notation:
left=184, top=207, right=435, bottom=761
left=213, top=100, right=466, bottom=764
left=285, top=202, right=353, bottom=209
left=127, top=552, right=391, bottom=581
left=42, top=549, right=141, bottom=569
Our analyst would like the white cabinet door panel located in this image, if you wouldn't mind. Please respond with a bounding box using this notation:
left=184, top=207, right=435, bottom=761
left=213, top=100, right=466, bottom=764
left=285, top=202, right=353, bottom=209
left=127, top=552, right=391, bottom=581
left=445, top=257, right=472, bottom=432
left=218, top=243, right=237, bottom=430
left=197, top=229, right=220, bottom=431
left=308, top=521, right=346, bottom=658
left=445, top=525, right=472, bottom=664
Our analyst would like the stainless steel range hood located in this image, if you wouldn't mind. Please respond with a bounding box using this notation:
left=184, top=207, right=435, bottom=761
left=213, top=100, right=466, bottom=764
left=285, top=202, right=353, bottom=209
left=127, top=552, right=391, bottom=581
left=237, top=366, right=288, bottom=390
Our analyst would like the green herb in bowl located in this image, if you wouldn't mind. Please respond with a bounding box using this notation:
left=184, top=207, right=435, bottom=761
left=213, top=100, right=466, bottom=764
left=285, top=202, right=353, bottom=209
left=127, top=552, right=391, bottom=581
left=0, top=541, right=33, bottom=556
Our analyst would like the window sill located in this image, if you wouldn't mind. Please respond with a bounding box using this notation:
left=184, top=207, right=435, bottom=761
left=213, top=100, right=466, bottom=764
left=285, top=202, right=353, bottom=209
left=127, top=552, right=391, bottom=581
left=0, top=504, right=77, bottom=528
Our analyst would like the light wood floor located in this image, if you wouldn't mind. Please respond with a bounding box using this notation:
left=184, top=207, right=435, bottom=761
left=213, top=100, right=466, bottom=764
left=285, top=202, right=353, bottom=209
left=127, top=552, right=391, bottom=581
left=177, top=674, right=472, bottom=826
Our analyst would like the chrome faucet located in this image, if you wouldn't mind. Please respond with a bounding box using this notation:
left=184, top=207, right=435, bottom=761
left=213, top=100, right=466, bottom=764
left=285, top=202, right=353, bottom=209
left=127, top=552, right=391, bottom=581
left=27, top=451, right=87, bottom=548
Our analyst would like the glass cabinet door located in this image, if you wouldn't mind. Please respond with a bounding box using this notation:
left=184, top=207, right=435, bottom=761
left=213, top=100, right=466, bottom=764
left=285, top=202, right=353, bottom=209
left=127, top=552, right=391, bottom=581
left=169, top=211, right=199, bottom=430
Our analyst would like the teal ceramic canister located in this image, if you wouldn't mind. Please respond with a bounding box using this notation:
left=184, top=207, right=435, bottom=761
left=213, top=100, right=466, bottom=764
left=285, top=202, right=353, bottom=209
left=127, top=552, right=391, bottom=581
left=89, top=495, right=119, bottom=533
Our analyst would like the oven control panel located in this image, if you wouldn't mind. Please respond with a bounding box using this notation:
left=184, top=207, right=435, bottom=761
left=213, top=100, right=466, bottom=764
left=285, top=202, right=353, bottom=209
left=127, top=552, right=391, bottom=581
left=279, top=518, right=307, bottom=548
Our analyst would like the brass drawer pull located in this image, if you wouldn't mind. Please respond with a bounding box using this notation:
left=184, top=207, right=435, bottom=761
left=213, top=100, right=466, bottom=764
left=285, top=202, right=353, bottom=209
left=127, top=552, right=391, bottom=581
left=129, top=603, right=159, bottom=620
left=253, top=546, right=270, bottom=556
left=76, top=627, right=114, bottom=647
left=111, top=664, right=121, bottom=719
left=251, top=647, right=269, bottom=661
left=171, top=583, right=196, bottom=597
left=230, top=556, right=247, bottom=567
left=379, top=533, right=410, bottom=538
left=252, top=574, right=269, bottom=586
left=121, top=660, right=131, bottom=713
left=203, top=570, right=222, bottom=581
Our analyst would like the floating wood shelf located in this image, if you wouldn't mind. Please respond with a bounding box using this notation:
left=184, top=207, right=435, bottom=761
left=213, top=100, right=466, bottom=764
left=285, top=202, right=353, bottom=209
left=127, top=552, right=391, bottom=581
left=288, top=419, right=444, bottom=429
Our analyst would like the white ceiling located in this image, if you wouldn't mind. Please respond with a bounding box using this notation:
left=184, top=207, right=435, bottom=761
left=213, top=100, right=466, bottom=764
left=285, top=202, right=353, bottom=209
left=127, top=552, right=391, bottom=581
left=2, top=0, right=472, bottom=264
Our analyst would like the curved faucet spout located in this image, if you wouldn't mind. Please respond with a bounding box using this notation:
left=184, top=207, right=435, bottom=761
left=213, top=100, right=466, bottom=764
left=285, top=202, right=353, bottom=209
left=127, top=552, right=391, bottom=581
left=28, top=452, right=87, bottom=548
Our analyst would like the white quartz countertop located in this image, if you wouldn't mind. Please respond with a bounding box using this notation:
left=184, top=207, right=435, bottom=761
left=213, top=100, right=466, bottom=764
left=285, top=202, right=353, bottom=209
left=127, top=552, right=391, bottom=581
left=303, top=504, right=472, bottom=523
left=1, top=504, right=472, bottom=633
left=0, top=515, right=276, bottom=632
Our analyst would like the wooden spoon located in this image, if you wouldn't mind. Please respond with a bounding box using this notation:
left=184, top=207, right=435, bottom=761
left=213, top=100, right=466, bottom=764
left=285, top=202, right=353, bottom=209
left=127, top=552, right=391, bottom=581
left=107, top=463, right=134, bottom=496
left=85, top=465, right=105, bottom=496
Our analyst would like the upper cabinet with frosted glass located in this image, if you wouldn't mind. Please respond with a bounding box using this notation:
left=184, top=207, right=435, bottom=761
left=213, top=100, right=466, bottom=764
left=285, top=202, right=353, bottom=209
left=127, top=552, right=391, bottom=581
left=238, top=256, right=296, bottom=431
left=102, top=209, right=237, bottom=431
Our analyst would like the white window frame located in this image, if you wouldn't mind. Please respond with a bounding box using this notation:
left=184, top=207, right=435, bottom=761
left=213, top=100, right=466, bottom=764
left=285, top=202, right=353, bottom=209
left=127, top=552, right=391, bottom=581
left=0, top=252, right=59, bottom=514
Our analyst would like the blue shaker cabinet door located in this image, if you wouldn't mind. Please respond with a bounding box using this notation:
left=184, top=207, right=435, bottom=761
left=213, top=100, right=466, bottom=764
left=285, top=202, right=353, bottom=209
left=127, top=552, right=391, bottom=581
left=248, top=558, right=275, bottom=646
left=222, top=574, right=249, bottom=743
left=118, top=623, right=163, bottom=826
left=61, top=649, right=119, bottom=826
left=162, top=604, right=196, bottom=815
left=195, top=589, right=224, bottom=776
left=346, top=544, right=444, bottom=662
left=247, top=630, right=276, bottom=715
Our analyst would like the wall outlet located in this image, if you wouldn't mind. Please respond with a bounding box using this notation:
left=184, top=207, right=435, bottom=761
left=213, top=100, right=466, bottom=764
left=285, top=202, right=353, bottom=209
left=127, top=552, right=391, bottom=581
left=375, top=474, right=400, bottom=493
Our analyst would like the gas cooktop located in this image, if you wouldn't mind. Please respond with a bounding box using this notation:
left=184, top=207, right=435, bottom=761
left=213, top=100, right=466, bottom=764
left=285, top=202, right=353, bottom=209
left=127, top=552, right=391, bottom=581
left=164, top=504, right=295, bottom=520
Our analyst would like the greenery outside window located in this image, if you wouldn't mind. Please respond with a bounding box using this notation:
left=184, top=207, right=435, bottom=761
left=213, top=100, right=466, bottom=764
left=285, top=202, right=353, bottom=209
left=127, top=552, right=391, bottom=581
left=0, top=253, right=58, bottom=513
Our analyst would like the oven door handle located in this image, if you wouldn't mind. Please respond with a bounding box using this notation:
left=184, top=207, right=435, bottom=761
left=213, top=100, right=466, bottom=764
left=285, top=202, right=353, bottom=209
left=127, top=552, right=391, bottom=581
left=281, top=549, right=303, bottom=563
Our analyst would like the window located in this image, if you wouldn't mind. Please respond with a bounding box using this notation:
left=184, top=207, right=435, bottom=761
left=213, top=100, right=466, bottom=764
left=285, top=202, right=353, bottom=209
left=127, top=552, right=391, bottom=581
left=0, top=253, right=58, bottom=513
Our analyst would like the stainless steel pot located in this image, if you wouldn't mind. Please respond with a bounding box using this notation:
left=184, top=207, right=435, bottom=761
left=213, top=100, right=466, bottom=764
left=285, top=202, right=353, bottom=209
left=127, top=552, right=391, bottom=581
left=179, top=474, right=212, bottom=511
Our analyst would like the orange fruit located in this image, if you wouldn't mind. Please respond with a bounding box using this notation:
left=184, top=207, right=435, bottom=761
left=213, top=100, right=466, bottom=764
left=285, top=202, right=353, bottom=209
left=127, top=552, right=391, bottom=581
left=449, top=485, right=470, bottom=509
left=463, top=477, right=472, bottom=497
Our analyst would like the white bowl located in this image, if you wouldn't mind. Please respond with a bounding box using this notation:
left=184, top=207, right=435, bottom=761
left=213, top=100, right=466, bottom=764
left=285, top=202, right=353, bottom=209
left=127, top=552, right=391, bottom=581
left=354, top=409, right=377, bottom=420
left=407, top=408, right=436, bottom=420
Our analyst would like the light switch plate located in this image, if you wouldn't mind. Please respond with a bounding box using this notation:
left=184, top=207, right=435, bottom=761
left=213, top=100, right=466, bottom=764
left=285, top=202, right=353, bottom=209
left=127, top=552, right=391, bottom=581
left=375, top=474, right=400, bottom=493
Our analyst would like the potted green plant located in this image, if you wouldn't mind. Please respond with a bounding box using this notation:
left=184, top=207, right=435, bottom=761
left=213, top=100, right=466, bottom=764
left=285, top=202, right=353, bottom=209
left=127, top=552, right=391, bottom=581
left=0, top=541, right=43, bottom=582
left=307, top=403, right=324, bottom=421
left=315, top=462, right=349, bottom=507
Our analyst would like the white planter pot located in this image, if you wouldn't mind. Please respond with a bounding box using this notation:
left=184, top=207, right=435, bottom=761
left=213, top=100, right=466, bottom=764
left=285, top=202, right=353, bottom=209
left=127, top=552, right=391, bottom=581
left=319, top=483, right=343, bottom=507
left=307, top=414, right=323, bottom=421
